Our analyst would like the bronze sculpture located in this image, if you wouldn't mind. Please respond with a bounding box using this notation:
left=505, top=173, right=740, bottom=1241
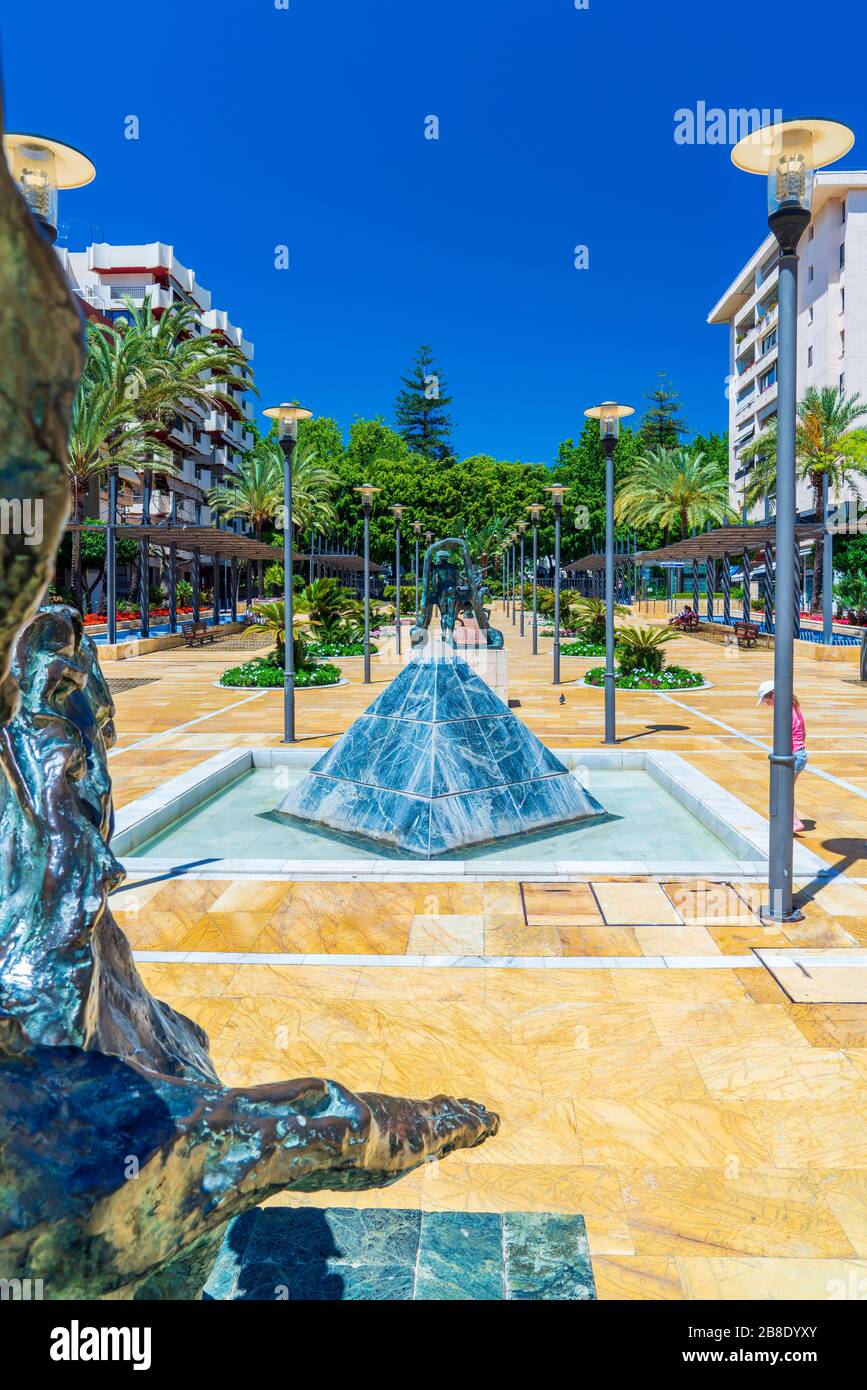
left=411, top=536, right=504, bottom=648
left=0, top=92, right=497, bottom=1299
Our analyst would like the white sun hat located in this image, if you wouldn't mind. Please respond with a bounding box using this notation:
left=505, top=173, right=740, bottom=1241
left=756, top=679, right=775, bottom=705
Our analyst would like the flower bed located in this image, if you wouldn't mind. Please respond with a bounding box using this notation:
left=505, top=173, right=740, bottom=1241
left=219, top=656, right=342, bottom=689
left=560, top=638, right=605, bottom=657
left=82, top=607, right=195, bottom=625
left=583, top=663, right=705, bottom=691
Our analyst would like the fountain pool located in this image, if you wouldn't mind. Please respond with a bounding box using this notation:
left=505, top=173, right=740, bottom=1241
left=112, top=748, right=827, bottom=881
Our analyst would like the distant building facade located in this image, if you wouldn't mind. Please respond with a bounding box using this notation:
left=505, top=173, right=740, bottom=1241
left=708, top=171, right=867, bottom=521
left=56, top=241, right=255, bottom=597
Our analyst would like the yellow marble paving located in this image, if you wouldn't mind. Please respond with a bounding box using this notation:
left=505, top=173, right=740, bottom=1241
left=619, top=1167, right=855, bottom=1259
left=521, top=882, right=603, bottom=927
left=593, top=881, right=684, bottom=926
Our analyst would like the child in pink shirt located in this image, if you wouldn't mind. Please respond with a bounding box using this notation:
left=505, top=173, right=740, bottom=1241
left=758, top=681, right=808, bottom=833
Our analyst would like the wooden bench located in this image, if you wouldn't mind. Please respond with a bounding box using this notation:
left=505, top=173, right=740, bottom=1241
left=181, top=620, right=216, bottom=647
left=733, top=620, right=760, bottom=649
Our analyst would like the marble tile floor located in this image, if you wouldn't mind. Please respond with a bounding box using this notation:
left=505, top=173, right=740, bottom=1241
left=202, top=1207, right=595, bottom=1301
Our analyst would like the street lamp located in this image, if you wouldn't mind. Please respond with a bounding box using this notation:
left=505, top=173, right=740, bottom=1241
left=3, top=133, right=95, bottom=242
left=732, top=116, right=854, bottom=923
left=517, top=523, right=527, bottom=636
left=264, top=400, right=314, bottom=742
left=585, top=401, right=635, bottom=743
left=543, top=485, right=568, bottom=684
left=502, top=542, right=510, bottom=621
left=412, top=521, right=422, bottom=620
left=527, top=503, right=543, bottom=655
left=393, top=505, right=404, bottom=656
left=355, top=484, right=381, bottom=683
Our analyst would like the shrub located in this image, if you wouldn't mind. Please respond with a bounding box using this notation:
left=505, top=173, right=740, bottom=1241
left=615, top=624, right=679, bottom=676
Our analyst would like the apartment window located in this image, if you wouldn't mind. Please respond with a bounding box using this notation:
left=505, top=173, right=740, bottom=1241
left=809, top=226, right=814, bottom=240
left=840, top=373, right=846, bottom=393
left=762, top=329, right=777, bottom=355
left=841, top=331, right=846, bottom=357
left=808, top=265, right=814, bottom=282
left=807, top=346, right=813, bottom=367
left=842, top=201, right=847, bottom=222
left=841, top=288, right=845, bottom=313
left=840, top=243, right=846, bottom=269
left=808, top=305, right=814, bottom=325
left=760, top=366, right=777, bottom=392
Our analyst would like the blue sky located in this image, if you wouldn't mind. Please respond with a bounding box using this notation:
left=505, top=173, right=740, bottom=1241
left=3, top=0, right=864, bottom=462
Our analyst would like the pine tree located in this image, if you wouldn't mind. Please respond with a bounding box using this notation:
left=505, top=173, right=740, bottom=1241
left=640, top=372, right=688, bottom=449
left=394, top=345, right=454, bottom=460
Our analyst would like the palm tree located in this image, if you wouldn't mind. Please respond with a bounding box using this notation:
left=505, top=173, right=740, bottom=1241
left=66, top=323, right=173, bottom=609
left=116, top=296, right=256, bottom=607
left=740, top=386, right=867, bottom=610
left=290, top=442, right=338, bottom=537
left=615, top=446, right=732, bottom=541
left=208, top=442, right=282, bottom=598
left=460, top=514, right=508, bottom=580
left=116, top=296, right=253, bottom=422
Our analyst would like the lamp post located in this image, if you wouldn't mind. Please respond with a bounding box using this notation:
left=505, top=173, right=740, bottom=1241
left=507, top=533, right=516, bottom=624
left=544, top=485, right=568, bottom=684
left=355, top=484, right=381, bottom=683
left=502, top=543, right=509, bottom=621
left=264, top=401, right=314, bottom=743
left=517, top=522, right=527, bottom=636
left=527, top=503, right=542, bottom=655
left=413, top=521, right=422, bottom=619
left=393, top=505, right=404, bottom=656
left=732, top=116, right=854, bottom=922
left=584, top=402, right=634, bottom=744
left=2, top=133, right=95, bottom=243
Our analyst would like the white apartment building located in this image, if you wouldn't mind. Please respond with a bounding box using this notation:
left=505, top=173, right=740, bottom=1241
left=56, top=242, right=254, bottom=537
left=708, top=171, right=867, bottom=520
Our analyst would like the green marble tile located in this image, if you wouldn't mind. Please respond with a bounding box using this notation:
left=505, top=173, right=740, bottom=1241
left=503, top=1213, right=595, bottom=1300
left=414, top=1211, right=505, bottom=1301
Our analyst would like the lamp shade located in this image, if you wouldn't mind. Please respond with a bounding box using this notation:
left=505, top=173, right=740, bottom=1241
left=3, top=133, right=95, bottom=237
left=584, top=400, right=635, bottom=442
left=731, top=118, right=855, bottom=216
left=543, top=484, right=568, bottom=505
left=527, top=503, right=543, bottom=523
left=264, top=402, right=314, bottom=439
left=354, top=484, right=381, bottom=508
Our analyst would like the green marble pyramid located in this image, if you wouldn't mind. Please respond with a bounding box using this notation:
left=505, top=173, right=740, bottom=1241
left=278, top=654, right=604, bottom=855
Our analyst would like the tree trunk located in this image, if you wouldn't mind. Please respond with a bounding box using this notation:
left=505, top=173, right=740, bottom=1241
left=809, top=472, right=824, bottom=614
left=255, top=523, right=264, bottom=600
left=70, top=483, right=84, bottom=613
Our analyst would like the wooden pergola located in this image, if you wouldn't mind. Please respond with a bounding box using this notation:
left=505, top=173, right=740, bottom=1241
left=563, top=543, right=639, bottom=604
left=68, top=523, right=382, bottom=642
left=634, top=523, right=825, bottom=638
